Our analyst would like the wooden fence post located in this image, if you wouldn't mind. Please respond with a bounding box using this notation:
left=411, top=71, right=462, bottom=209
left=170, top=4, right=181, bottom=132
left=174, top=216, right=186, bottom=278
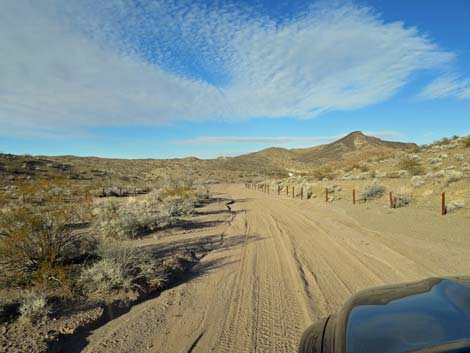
left=389, top=192, right=394, bottom=209
left=278, top=185, right=280, bottom=195
left=353, top=189, right=356, bottom=205
left=301, top=187, right=303, bottom=200
left=325, top=188, right=329, bottom=202
left=286, top=186, right=289, bottom=196
left=267, top=185, right=270, bottom=194
left=292, top=186, right=295, bottom=198
left=442, top=192, right=446, bottom=216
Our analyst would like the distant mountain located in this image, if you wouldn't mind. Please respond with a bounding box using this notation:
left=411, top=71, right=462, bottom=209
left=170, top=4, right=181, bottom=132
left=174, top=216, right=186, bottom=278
left=226, top=131, right=417, bottom=172
left=0, top=131, right=418, bottom=184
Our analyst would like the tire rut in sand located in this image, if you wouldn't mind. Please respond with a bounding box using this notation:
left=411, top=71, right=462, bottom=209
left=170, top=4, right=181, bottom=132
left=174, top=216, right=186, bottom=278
left=216, top=208, right=307, bottom=353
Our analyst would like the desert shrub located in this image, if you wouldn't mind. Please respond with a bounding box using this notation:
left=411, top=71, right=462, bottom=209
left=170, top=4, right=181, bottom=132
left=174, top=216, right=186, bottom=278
left=463, top=136, right=470, bottom=148
left=19, top=290, right=51, bottom=322
left=393, top=191, right=412, bottom=208
left=359, top=181, right=385, bottom=201
left=194, top=184, right=211, bottom=202
left=399, top=157, right=425, bottom=176
left=159, top=195, right=196, bottom=224
left=446, top=170, right=464, bottom=183
left=312, top=166, right=335, bottom=181
left=447, top=200, right=465, bottom=213
left=411, top=176, right=425, bottom=188
left=92, top=198, right=161, bottom=239
left=386, top=171, right=401, bottom=179
left=434, top=137, right=451, bottom=146
left=78, top=242, right=164, bottom=298
left=0, top=204, right=87, bottom=287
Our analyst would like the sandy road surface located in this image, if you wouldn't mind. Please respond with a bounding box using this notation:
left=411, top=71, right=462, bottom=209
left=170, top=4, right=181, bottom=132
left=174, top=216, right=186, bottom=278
left=79, top=184, right=470, bottom=353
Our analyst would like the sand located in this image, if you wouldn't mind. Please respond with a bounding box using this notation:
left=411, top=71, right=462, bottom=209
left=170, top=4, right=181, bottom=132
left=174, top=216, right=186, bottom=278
left=77, top=184, right=470, bottom=353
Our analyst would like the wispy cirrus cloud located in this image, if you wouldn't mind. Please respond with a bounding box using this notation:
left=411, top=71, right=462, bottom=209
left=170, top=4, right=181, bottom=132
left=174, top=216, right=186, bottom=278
left=419, top=74, right=470, bottom=100
left=0, top=1, right=454, bottom=137
left=176, top=131, right=402, bottom=145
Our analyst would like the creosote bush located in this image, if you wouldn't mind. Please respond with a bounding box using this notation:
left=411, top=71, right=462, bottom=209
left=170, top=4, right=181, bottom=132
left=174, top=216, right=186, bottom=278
left=359, top=181, right=385, bottom=201
left=78, top=241, right=165, bottom=299
left=0, top=204, right=87, bottom=287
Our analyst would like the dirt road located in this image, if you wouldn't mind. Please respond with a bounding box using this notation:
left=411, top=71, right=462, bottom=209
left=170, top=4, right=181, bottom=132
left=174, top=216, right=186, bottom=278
left=78, top=184, right=470, bottom=353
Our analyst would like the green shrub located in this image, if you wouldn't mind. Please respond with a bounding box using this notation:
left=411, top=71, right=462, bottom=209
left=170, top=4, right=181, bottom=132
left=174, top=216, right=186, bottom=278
left=0, top=204, right=87, bottom=287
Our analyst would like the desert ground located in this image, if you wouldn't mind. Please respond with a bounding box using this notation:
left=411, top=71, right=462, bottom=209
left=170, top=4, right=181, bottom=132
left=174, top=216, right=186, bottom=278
left=70, top=183, right=470, bottom=353
left=2, top=133, right=470, bottom=353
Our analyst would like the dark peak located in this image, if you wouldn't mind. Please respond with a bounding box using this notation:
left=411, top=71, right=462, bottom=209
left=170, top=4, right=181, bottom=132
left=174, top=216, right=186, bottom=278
left=346, top=131, right=366, bottom=137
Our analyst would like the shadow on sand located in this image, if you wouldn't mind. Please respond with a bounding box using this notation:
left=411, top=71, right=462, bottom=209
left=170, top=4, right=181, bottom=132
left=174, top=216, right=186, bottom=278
left=55, top=232, right=263, bottom=353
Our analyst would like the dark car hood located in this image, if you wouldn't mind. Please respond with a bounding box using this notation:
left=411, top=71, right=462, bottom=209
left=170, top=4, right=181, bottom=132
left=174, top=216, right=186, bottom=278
left=342, top=277, right=470, bottom=353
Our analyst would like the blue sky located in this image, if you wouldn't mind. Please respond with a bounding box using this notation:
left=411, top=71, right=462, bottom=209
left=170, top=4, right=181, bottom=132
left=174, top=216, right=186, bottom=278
left=1, top=0, right=469, bottom=158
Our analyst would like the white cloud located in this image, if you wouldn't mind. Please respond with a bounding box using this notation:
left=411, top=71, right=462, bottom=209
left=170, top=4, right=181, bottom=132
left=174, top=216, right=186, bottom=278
left=0, top=1, right=454, bottom=137
left=419, top=74, right=470, bottom=100
left=177, top=130, right=402, bottom=145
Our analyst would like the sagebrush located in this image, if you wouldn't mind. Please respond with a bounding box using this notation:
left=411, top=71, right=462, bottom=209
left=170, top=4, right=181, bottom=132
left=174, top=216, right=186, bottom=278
left=78, top=241, right=165, bottom=299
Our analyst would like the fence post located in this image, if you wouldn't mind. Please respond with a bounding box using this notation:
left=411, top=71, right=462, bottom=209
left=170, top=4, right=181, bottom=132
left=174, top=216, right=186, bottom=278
left=442, top=192, right=446, bottom=216
left=278, top=185, right=280, bottom=195
left=301, top=187, right=303, bottom=200
left=389, top=192, right=394, bottom=209
left=325, top=188, right=329, bottom=202
left=353, top=189, right=356, bottom=205
left=286, top=186, right=289, bottom=196
left=267, top=185, right=270, bottom=194
left=292, top=186, right=295, bottom=198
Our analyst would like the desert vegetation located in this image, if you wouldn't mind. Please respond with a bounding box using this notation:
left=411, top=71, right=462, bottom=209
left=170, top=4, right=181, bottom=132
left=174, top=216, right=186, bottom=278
left=0, top=173, right=211, bottom=332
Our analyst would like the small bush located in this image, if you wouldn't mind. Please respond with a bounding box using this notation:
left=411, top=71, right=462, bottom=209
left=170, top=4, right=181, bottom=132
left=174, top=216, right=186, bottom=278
left=446, top=170, right=464, bottom=183
left=0, top=204, right=85, bottom=287
left=19, top=291, right=51, bottom=322
left=92, top=197, right=161, bottom=239
left=393, top=191, right=412, bottom=208
left=447, top=200, right=465, bottom=213
left=399, top=157, right=425, bottom=176
left=78, top=242, right=165, bottom=299
left=312, top=166, right=335, bottom=181
left=359, top=181, right=385, bottom=201
left=463, top=136, right=470, bottom=148
left=411, top=176, right=425, bottom=188
left=434, top=137, right=451, bottom=146
left=159, top=195, right=196, bottom=224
